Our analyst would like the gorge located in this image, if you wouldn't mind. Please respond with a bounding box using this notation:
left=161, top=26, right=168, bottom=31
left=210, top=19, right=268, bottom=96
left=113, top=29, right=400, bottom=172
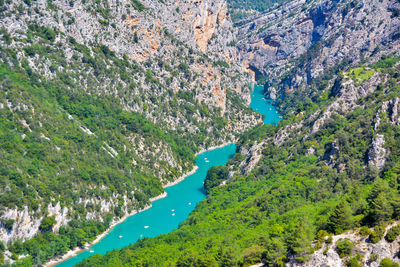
left=1, top=0, right=400, bottom=266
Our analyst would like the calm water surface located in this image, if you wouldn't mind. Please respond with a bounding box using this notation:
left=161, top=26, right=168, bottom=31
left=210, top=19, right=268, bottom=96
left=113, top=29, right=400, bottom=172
left=58, top=82, right=280, bottom=266
left=57, top=144, right=236, bottom=267
left=250, top=83, right=281, bottom=124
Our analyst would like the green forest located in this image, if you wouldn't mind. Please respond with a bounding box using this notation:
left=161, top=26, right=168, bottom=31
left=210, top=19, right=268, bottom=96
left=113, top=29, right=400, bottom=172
left=77, top=58, right=400, bottom=266
left=0, top=27, right=242, bottom=265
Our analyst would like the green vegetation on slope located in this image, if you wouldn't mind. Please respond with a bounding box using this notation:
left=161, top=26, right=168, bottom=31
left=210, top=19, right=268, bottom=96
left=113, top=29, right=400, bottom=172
left=227, top=0, right=289, bottom=21
left=78, top=58, right=400, bottom=266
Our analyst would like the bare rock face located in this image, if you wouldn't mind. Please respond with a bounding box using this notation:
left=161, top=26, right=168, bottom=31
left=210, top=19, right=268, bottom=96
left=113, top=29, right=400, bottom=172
left=239, top=140, right=265, bottom=175
left=0, top=0, right=259, bottom=245
left=368, top=134, right=386, bottom=169
left=192, top=0, right=227, bottom=52
left=236, top=0, right=400, bottom=99
left=0, top=207, right=41, bottom=245
left=302, top=222, right=400, bottom=267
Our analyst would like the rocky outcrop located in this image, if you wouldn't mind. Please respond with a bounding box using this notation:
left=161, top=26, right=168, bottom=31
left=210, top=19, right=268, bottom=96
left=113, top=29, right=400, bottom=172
left=300, top=223, right=400, bottom=267
left=0, top=0, right=259, bottom=247
left=239, top=140, right=265, bottom=175
left=368, top=134, right=386, bottom=169
left=237, top=0, right=400, bottom=100
left=0, top=207, right=41, bottom=245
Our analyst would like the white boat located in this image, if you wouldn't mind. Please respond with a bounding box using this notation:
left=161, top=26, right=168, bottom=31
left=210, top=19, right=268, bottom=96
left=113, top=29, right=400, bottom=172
left=172, top=213, right=175, bottom=216
left=144, top=225, right=149, bottom=229
left=90, top=250, right=94, bottom=253
left=119, top=235, right=123, bottom=238
left=205, top=160, right=209, bottom=163
left=171, top=209, right=175, bottom=212
left=188, top=202, right=191, bottom=205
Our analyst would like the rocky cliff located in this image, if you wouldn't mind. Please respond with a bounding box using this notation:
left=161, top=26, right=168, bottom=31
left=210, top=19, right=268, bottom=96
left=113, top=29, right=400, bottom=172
left=237, top=0, right=400, bottom=105
left=0, top=0, right=259, bottom=262
left=232, top=0, right=400, bottom=176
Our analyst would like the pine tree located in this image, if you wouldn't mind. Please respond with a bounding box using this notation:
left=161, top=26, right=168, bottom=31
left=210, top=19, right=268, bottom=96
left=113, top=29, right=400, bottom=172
left=327, top=201, right=353, bottom=234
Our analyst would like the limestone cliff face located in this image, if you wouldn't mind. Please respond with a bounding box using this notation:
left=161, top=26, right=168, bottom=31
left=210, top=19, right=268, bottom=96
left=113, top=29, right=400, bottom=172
left=237, top=0, right=400, bottom=99
left=226, top=0, right=400, bottom=178
left=0, top=0, right=258, bottom=246
left=297, top=222, right=400, bottom=267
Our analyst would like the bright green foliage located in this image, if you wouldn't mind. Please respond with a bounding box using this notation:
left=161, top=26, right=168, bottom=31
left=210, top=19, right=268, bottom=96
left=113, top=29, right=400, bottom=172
left=204, top=165, right=229, bottom=194
left=343, top=67, right=375, bottom=86
left=335, top=239, right=354, bottom=258
left=380, top=258, right=400, bottom=267
left=77, top=59, right=400, bottom=267
left=347, top=257, right=361, bottom=267
left=385, top=225, right=400, bottom=243
left=315, top=230, right=328, bottom=249
left=359, top=226, right=372, bottom=236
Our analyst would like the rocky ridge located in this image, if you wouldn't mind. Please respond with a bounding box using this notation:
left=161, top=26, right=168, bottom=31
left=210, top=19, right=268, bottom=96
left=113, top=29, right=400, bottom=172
left=0, top=0, right=259, bottom=254
left=237, top=0, right=400, bottom=103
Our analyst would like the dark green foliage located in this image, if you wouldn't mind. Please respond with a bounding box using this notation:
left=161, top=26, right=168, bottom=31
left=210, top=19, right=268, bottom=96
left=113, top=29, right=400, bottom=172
left=228, top=0, right=289, bottom=21
left=369, top=223, right=387, bottom=244
left=327, top=201, right=353, bottom=234
left=39, top=216, right=56, bottom=232
left=385, top=225, right=400, bottom=242
left=365, top=179, right=399, bottom=224
left=204, top=165, right=229, bottom=193
left=335, top=239, right=354, bottom=258
left=370, top=253, right=379, bottom=262
left=380, top=258, right=400, bottom=267
left=1, top=219, right=14, bottom=231
left=131, top=0, right=145, bottom=11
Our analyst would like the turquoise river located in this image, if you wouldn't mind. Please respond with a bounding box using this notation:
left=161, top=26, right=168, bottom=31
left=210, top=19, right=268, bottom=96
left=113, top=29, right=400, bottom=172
left=57, top=83, right=280, bottom=266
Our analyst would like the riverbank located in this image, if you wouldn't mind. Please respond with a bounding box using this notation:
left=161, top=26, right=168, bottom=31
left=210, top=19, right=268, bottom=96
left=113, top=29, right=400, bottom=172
left=162, top=142, right=235, bottom=189
left=45, top=192, right=167, bottom=267
left=195, top=141, right=236, bottom=156
left=45, top=143, right=233, bottom=267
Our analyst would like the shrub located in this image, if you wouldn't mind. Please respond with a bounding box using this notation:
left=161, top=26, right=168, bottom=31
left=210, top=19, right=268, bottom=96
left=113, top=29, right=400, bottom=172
left=347, top=257, right=360, bottom=267
left=336, top=239, right=354, bottom=258
left=204, top=165, right=229, bottom=194
left=385, top=225, right=400, bottom=242
left=315, top=230, right=329, bottom=249
left=359, top=226, right=371, bottom=236
left=369, top=223, right=386, bottom=244
left=242, top=245, right=265, bottom=265
left=369, top=254, right=379, bottom=262
left=379, top=258, right=399, bottom=267
left=39, top=216, right=56, bottom=232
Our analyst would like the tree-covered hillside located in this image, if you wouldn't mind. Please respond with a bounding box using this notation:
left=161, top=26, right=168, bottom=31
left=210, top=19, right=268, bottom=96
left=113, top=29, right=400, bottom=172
left=77, top=57, right=400, bottom=266
left=0, top=0, right=258, bottom=264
